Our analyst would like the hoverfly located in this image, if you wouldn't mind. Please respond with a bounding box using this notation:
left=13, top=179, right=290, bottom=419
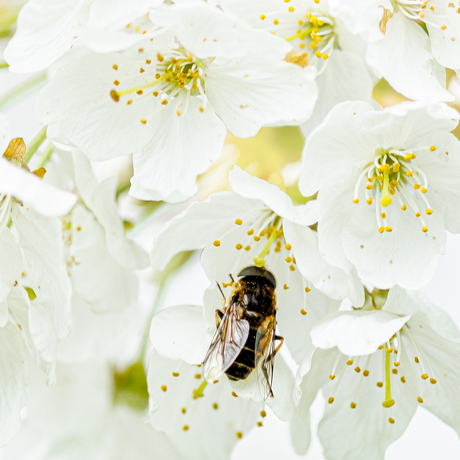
left=203, top=266, right=284, bottom=399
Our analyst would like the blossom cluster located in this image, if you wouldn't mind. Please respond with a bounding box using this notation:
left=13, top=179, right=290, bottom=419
left=1, top=0, right=460, bottom=459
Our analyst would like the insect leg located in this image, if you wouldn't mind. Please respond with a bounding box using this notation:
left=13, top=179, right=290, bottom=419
left=216, top=281, right=226, bottom=300
left=215, top=309, right=224, bottom=328
left=265, top=335, right=284, bottom=364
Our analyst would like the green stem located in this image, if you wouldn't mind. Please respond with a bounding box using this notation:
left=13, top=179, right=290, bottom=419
left=0, top=72, right=47, bottom=110
left=24, top=126, right=47, bottom=164
left=36, top=143, right=54, bottom=168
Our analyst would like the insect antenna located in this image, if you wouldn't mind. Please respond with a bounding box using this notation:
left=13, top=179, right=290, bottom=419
left=216, top=281, right=226, bottom=301
left=229, top=274, right=235, bottom=283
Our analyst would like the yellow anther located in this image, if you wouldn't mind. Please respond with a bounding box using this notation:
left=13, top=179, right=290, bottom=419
left=247, top=229, right=254, bottom=235
left=195, top=373, right=201, bottom=379
left=315, top=50, right=322, bottom=58
left=422, top=226, right=428, bottom=233
left=378, top=227, right=385, bottom=233
left=260, top=14, right=266, bottom=20
left=421, top=187, right=428, bottom=194
left=378, top=345, right=384, bottom=350
left=441, top=24, right=447, bottom=30
left=244, top=245, right=251, bottom=251
left=353, top=198, right=359, bottom=203
left=430, top=378, right=437, bottom=384
left=300, top=309, right=307, bottom=315
left=254, top=236, right=261, bottom=242
left=285, top=256, right=292, bottom=263
left=377, top=174, right=384, bottom=181
left=172, top=372, right=180, bottom=377
left=283, top=284, right=289, bottom=290
left=322, top=53, right=329, bottom=60
left=274, top=18, right=279, bottom=25
left=392, top=163, right=400, bottom=172
left=112, top=64, right=118, bottom=70
left=329, top=374, right=336, bottom=380
left=235, top=243, right=243, bottom=250
left=388, top=418, right=395, bottom=424
left=363, top=370, right=370, bottom=377
left=213, top=403, right=218, bottom=409
left=426, top=209, right=432, bottom=215
left=236, top=432, right=243, bottom=439
left=401, top=376, right=406, bottom=383
left=310, top=42, right=317, bottom=50
left=405, top=153, right=416, bottom=161
left=382, top=399, right=395, bottom=408
left=232, top=391, right=238, bottom=397
left=401, top=204, right=407, bottom=211
left=392, top=369, right=398, bottom=374
left=421, top=373, right=429, bottom=380
left=140, top=118, right=147, bottom=124
left=350, top=402, right=357, bottom=409
left=406, top=171, right=413, bottom=177
left=414, top=357, right=420, bottom=363
left=285, top=243, right=292, bottom=250
left=394, top=362, right=400, bottom=367
left=288, top=6, right=295, bottom=11
left=413, top=184, right=421, bottom=190
left=305, top=287, right=311, bottom=293
left=346, top=359, right=354, bottom=366
left=213, top=240, right=221, bottom=247
left=328, top=397, right=335, bottom=404
left=381, top=213, right=387, bottom=219
left=183, top=425, right=189, bottom=431
left=235, top=219, right=243, bottom=225
left=417, top=396, right=424, bottom=403
left=289, top=265, right=295, bottom=271
left=260, top=410, right=267, bottom=418
left=366, top=184, right=373, bottom=190
left=257, top=421, right=263, bottom=427
left=415, top=212, right=421, bottom=218
left=385, top=226, right=392, bottom=232
left=377, top=382, right=384, bottom=387
left=181, top=407, right=186, bottom=414
left=367, top=198, right=373, bottom=205
left=161, top=385, right=167, bottom=392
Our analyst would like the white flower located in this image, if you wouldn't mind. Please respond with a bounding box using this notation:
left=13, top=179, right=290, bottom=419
left=2, top=360, right=183, bottom=459
left=149, top=304, right=269, bottom=459
left=4, top=0, right=163, bottom=73
left=295, top=286, right=460, bottom=460
left=37, top=3, right=318, bottom=202
left=220, top=0, right=376, bottom=136
left=300, top=100, right=460, bottom=289
left=329, top=0, right=457, bottom=102
left=55, top=150, right=149, bottom=313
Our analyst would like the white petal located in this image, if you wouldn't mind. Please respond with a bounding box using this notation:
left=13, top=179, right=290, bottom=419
left=289, top=412, right=312, bottom=456
left=426, top=5, right=460, bottom=70
left=283, top=221, right=364, bottom=305
left=72, top=151, right=148, bottom=269
left=150, top=191, right=263, bottom=271
left=0, top=157, right=76, bottom=217
left=366, top=13, right=453, bottom=102
left=229, top=166, right=318, bottom=225
left=299, top=101, right=378, bottom=197
left=12, top=206, right=72, bottom=339
left=300, top=49, right=376, bottom=138
left=4, top=0, right=83, bottom=73
left=205, top=56, right=317, bottom=138
left=70, top=204, right=139, bottom=313
left=37, top=52, right=160, bottom=160
left=150, top=305, right=214, bottom=365
left=130, top=96, right=227, bottom=202
left=0, top=288, right=30, bottom=446
left=0, top=114, right=11, bottom=155
left=148, top=351, right=260, bottom=459
left=0, top=228, right=22, bottom=304
left=311, top=310, right=411, bottom=357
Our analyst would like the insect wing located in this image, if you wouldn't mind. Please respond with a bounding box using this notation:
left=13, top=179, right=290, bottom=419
left=255, top=323, right=276, bottom=400
left=203, top=303, right=250, bottom=382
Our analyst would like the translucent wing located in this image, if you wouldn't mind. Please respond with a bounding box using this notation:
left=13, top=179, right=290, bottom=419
left=255, top=322, right=277, bottom=400
left=203, top=302, right=250, bottom=382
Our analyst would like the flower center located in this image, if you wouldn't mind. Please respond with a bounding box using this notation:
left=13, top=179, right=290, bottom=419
left=393, top=0, right=454, bottom=31
left=327, top=325, right=437, bottom=424
left=110, top=47, right=209, bottom=116
left=352, top=145, right=435, bottom=234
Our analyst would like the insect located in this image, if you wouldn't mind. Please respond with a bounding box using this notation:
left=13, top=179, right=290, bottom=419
left=202, top=266, right=284, bottom=399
